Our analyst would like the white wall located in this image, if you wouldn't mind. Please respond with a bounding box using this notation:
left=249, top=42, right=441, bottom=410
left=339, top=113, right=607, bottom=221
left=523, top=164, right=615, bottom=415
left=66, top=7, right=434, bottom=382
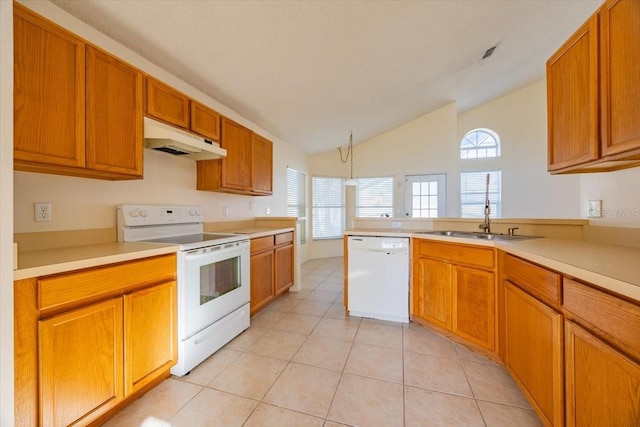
left=580, top=167, right=640, bottom=228
left=14, top=0, right=309, bottom=235
left=307, top=80, right=585, bottom=258
left=0, top=1, right=14, bottom=424
left=458, top=79, right=581, bottom=218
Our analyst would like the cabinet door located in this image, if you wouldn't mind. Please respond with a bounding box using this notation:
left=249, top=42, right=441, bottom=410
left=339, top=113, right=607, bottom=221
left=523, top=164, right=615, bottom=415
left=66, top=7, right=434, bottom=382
left=600, top=0, right=640, bottom=157
left=86, top=46, right=143, bottom=177
left=39, top=298, right=123, bottom=427
left=145, top=78, right=189, bottom=128
left=274, top=244, right=294, bottom=296
left=565, top=320, right=640, bottom=427
left=505, top=282, right=563, bottom=427
left=13, top=5, right=85, bottom=168
left=250, top=251, right=274, bottom=315
left=411, top=257, right=451, bottom=329
left=190, top=101, right=221, bottom=141
left=124, top=281, right=177, bottom=395
left=452, top=266, right=495, bottom=350
left=221, top=118, right=253, bottom=191
left=251, top=133, right=273, bottom=194
left=547, top=15, right=599, bottom=171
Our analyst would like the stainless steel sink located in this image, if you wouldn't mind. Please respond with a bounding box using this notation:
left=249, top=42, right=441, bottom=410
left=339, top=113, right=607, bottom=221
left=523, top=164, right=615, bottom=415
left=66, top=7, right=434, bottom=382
left=415, top=230, right=541, bottom=241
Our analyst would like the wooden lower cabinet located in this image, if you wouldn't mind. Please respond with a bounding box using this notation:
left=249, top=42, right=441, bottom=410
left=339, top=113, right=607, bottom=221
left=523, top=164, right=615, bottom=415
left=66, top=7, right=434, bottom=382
left=124, top=281, right=177, bottom=395
left=565, top=320, right=640, bottom=427
left=250, top=250, right=275, bottom=315
left=504, top=282, right=563, bottom=427
left=14, top=254, right=177, bottom=427
left=249, top=232, right=294, bottom=315
left=411, top=239, right=496, bottom=351
left=412, top=257, right=451, bottom=329
left=452, top=266, right=495, bottom=350
left=39, top=298, right=124, bottom=427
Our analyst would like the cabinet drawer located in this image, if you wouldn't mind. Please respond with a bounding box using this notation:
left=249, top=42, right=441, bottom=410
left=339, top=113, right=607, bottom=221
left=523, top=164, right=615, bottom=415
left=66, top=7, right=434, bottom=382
left=418, top=240, right=494, bottom=270
left=504, top=254, right=562, bottom=307
left=38, top=255, right=176, bottom=312
left=564, top=278, right=640, bottom=361
left=251, top=236, right=275, bottom=254
left=275, top=231, right=294, bottom=246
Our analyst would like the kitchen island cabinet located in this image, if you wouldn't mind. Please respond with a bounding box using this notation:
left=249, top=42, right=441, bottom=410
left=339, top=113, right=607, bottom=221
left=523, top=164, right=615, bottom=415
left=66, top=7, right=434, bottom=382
left=14, top=254, right=176, bottom=427
left=547, top=0, right=640, bottom=173
left=197, top=117, right=273, bottom=195
left=14, top=4, right=144, bottom=180
left=412, top=239, right=496, bottom=352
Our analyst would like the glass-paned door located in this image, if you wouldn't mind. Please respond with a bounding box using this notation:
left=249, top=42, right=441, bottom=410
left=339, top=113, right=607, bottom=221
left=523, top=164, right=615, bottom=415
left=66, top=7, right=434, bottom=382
left=404, top=174, right=446, bottom=218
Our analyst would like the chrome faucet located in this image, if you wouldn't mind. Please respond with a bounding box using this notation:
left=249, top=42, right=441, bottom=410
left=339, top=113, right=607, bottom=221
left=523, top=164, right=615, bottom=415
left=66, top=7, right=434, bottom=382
left=479, top=173, right=491, bottom=234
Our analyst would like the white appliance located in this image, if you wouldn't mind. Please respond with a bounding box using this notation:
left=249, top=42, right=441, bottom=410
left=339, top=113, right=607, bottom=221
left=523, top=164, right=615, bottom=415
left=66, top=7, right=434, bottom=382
left=347, top=236, right=410, bottom=323
left=143, top=117, right=227, bottom=161
left=117, top=204, right=250, bottom=376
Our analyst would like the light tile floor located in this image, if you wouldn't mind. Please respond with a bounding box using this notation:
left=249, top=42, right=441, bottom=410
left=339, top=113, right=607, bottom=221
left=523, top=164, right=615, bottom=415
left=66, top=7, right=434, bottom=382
left=104, top=257, right=542, bottom=427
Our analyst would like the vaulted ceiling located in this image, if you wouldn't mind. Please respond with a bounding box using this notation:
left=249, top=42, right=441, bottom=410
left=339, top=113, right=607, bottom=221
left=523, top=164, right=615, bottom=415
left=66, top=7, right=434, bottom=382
left=51, top=0, right=600, bottom=153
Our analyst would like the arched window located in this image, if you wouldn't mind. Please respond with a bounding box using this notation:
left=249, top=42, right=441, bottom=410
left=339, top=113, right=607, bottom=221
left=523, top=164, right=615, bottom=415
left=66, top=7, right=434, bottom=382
left=460, top=128, right=501, bottom=159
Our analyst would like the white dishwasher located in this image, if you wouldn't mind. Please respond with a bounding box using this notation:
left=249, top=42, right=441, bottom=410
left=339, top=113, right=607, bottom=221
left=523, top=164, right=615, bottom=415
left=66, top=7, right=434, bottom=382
left=347, top=235, right=410, bottom=323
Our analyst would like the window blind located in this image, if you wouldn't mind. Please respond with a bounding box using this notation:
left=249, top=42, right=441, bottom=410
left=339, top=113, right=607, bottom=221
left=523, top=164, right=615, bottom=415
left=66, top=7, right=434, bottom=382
left=287, top=168, right=306, bottom=244
left=460, top=171, right=502, bottom=218
left=312, top=176, right=344, bottom=239
left=356, top=177, right=393, bottom=217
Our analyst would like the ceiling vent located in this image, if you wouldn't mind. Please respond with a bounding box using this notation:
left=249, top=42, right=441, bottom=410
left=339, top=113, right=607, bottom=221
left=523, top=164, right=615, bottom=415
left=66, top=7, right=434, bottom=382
left=482, top=45, right=497, bottom=60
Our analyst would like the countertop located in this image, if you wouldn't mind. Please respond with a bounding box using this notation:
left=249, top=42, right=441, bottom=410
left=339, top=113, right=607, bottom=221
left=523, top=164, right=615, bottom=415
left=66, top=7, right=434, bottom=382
left=346, top=229, right=640, bottom=302
left=14, top=242, right=179, bottom=280
left=222, top=227, right=295, bottom=239
left=13, top=226, right=295, bottom=281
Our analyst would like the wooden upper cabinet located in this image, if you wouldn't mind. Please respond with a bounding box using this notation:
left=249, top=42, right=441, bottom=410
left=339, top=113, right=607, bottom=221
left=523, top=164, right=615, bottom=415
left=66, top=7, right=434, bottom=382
left=13, top=4, right=144, bottom=180
left=547, top=14, right=600, bottom=172
left=190, top=101, right=221, bottom=141
left=13, top=4, right=85, bottom=168
left=145, top=77, right=190, bottom=128
left=198, top=117, right=275, bottom=195
left=600, top=0, right=640, bottom=157
left=86, top=46, right=143, bottom=177
left=251, top=133, right=273, bottom=195
left=547, top=0, right=640, bottom=173
left=221, top=118, right=253, bottom=190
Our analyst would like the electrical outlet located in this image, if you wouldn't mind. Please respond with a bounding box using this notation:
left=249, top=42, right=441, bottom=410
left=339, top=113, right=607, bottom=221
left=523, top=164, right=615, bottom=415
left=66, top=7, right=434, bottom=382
left=223, top=206, right=229, bottom=217
left=588, top=200, right=602, bottom=218
left=265, top=207, right=271, bottom=215
left=35, top=202, right=52, bottom=222
left=250, top=201, right=255, bottom=212
left=391, top=221, right=402, bottom=228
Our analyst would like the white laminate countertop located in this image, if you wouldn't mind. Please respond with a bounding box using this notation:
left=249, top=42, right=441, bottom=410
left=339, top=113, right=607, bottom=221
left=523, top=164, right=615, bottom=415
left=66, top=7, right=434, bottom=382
left=345, top=229, right=640, bottom=302
left=14, top=242, right=179, bottom=281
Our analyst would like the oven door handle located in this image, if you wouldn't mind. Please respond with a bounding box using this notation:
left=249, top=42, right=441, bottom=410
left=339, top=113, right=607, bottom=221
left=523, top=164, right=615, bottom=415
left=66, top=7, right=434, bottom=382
left=182, top=246, right=247, bottom=263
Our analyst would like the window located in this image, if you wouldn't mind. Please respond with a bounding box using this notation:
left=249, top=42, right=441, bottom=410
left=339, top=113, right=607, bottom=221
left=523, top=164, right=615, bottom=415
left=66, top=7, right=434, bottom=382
left=312, top=177, right=344, bottom=239
left=460, top=171, right=501, bottom=218
left=287, top=168, right=306, bottom=244
left=404, top=174, right=446, bottom=218
left=460, top=128, right=501, bottom=159
left=356, top=177, right=393, bottom=217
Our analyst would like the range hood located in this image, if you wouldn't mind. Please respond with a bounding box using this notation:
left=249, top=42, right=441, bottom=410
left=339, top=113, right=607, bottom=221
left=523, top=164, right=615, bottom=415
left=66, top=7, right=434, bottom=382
left=143, top=117, right=227, bottom=161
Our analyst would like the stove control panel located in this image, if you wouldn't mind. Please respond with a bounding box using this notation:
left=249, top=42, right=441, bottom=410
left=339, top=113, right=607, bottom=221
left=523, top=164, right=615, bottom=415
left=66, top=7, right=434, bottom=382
left=118, top=205, right=203, bottom=227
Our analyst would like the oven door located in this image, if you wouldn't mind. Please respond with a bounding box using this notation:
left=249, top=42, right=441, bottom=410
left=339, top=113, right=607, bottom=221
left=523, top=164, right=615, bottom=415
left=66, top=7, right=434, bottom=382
left=179, top=240, right=250, bottom=339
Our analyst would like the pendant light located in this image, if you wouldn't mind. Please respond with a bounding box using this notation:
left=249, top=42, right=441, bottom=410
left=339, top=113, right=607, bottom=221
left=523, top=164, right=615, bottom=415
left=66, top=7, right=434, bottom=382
left=338, top=131, right=358, bottom=186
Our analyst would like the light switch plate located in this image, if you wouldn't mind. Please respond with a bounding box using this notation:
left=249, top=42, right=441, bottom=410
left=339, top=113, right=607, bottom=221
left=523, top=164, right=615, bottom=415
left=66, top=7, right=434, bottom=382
left=588, top=200, right=602, bottom=218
